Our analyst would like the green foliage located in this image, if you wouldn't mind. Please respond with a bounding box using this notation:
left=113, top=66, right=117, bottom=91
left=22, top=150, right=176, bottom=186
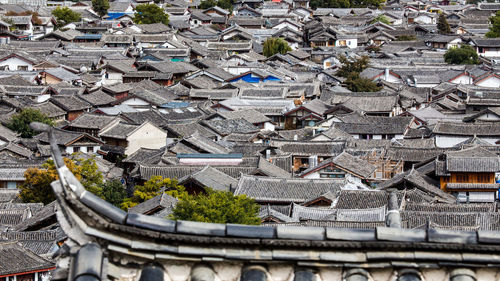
left=310, top=0, right=349, bottom=8
left=336, top=55, right=370, bottom=78
left=121, top=176, right=182, bottom=210
left=133, top=4, right=169, bottom=25
left=2, top=17, right=15, bottom=31
left=170, top=188, right=261, bottom=225
left=216, top=0, right=233, bottom=11
left=486, top=11, right=500, bottom=38
left=344, top=72, right=382, bottom=92
left=310, top=0, right=382, bottom=9
left=396, top=35, right=417, bottom=41
left=200, top=0, right=217, bottom=9
left=200, top=0, right=233, bottom=11
left=100, top=180, right=127, bottom=207
left=92, top=0, right=110, bottom=18
left=52, top=6, right=81, bottom=27
left=370, top=14, right=391, bottom=25
left=365, top=45, right=381, bottom=53
left=6, top=108, right=54, bottom=138
left=19, top=157, right=104, bottom=205
left=444, top=44, right=479, bottom=65
left=437, top=14, right=451, bottom=34
left=263, top=38, right=292, bottom=57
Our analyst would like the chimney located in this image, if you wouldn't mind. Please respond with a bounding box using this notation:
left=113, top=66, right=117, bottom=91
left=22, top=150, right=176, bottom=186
left=414, top=77, right=418, bottom=87
left=386, top=191, right=401, bottom=228
left=265, top=149, right=271, bottom=160
left=384, top=68, right=390, bottom=81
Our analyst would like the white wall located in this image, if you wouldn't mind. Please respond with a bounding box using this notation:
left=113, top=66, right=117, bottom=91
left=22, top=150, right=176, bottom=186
left=475, top=76, right=500, bottom=88
left=447, top=38, right=462, bottom=49
left=478, top=48, right=500, bottom=58
left=102, top=70, right=123, bottom=85
left=121, top=98, right=152, bottom=111
left=0, top=57, right=33, bottom=71
left=126, top=122, right=167, bottom=155
left=450, top=74, right=473, bottom=85
left=263, top=122, right=275, bottom=131
left=274, top=22, right=300, bottom=32
left=475, top=112, right=500, bottom=122
left=66, top=145, right=101, bottom=155
left=335, top=38, right=357, bottom=48
left=434, top=135, right=500, bottom=147
left=414, top=15, right=435, bottom=24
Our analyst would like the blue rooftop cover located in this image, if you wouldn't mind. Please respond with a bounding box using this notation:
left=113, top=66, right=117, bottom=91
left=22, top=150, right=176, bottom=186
left=160, top=101, right=191, bottom=108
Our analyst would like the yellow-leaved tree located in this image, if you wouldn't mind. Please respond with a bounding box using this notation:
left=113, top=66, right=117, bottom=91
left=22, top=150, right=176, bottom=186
left=20, top=157, right=104, bottom=204
left=121, top=176, right=184, bottom=210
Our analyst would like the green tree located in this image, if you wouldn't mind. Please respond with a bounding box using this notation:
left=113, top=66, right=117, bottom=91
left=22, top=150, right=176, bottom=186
left=216, top=0, right=233, bottom=11
left=437, top=14, right=451, bottom=34
left=170, top=188, right=261, bottom=225
left=19, top=157, right=104, bottom=205
left=370, top=14, right=391, bottom=25
left=486, top=11, right=500, bottom=38
left=444, top=44, right=479, bottom=65
left=310, top=0, right=381, bottom=8
left=121, top=176, right=182, bottom=210
left=6, top=108, right=54, bottom=138
left=200, top=0, right=217, bottom=9
left=133, top=4, right=169, bottom=25
left=100, top=180, right=127, bottom=207
left=92, top=0, right=110, bottom=18
left=336, top=55, right=371, bottom=78
left=344, top=72, right=382, bottom=92
left=396, top=35, right=416, bottom=41
left=263, top=38, right=292, bottom=57
left=52, top=6, right=81, bottom=27
left=350, top=0, right=383, bottom=7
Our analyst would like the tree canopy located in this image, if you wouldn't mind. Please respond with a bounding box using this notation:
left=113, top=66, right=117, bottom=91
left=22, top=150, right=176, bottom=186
left=344, top=72, right=382, bottom=92
left=310, top=0, right=349, bottom=8
left=121, top=176, right=182, bottom=210
left=263, top=38, right=292, bottom=57
left=336, top=55, right=370, bottom=78
left=19, top=157, right=104, bottom=205
left=170, top=188, right=261, bottom=225
left=444, top=45, right=479, bottom=65
left=437, top=14, right=451, bottom=34
left=133, top=4, right=169, bottom=25
left=310, top=0, right=382, bottom=9
left=336, top=55, right=380, bottom=92
left=100, top=180, right=127, bottom=207
left=6, top=108, right=54, bottom=138
left=92, top=0, right=110, bottom=18
left=200, top=0, right=232, bottom=11
left=370, top=14, right=391, bottom=25
left=52, top=7, right=81, bottom=27
left=486, top=11, right=500, bottom=38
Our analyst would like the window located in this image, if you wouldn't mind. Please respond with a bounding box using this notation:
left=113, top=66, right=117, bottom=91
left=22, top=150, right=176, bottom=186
left=87, top=147, right=94, bottom=153
left=456, top=174, right=469, bottom=182
left=18, top=65, right=28, bottom=71
left=73, top=147, right=80, bottom=153
left=7, top=182, right=17, bottom=189
left=477, top=174, right=490, bottom=183
left=320, top=174, right=345, bottom=178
